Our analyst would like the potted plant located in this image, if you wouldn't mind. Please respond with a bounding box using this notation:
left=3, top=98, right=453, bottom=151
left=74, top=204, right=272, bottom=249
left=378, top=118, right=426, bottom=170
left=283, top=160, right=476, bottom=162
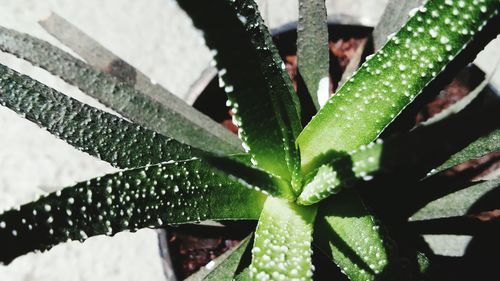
left=0, top=0, right=499, bottom=280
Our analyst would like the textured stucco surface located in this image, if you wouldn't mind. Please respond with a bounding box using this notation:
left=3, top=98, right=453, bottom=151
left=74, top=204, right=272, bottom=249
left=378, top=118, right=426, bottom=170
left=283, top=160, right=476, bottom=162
left=1, top=0, right=498, bottom=280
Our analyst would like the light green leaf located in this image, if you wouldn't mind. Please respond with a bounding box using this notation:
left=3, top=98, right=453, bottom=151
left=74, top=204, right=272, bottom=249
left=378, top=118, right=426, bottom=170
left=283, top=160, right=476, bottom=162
left=0, top=25, right=241, bottom=155
left=234, top=267, right=252, bottom=281
left=0, top=63, right=195, bottom=168
left=411, top=179, right=500, bottom=221
left=298, top=0, right=500, bottom=173
left=316, top=190, right=390, bottom=281
left=177, top=0, right=303, bottom=192
left=250, top=197, right=317, bottom=280
left=186, top=235, right=252, bottom=281
left=297, top=0, right=330, bottom=109
left=0, top=159, right=267, bottom=265
left=298, top=90, right=500, bottom=205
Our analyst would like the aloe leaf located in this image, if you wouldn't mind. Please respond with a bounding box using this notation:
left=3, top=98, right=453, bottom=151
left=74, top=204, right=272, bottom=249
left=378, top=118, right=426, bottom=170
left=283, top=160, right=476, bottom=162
left=177, top=0, right=303, bottom=192
left=297, top=0, right=330, bottom=109
left=316, top=190, right=390, bottom=281
left=298, top=72, right=500, bottom=205
left=0, top=63, right=196, bottom=168
left=204, top=155, right=295, bottom=201
left=186, top=235, right=251, bottom=281
left=298, top=0, right=500, bottom=173
left=0, top=26, right=241, bottom=155
left=431, top=128, right=500, bottom=176
left=250, top=197, right=317, bottom=280
left=411, top=179, right=500, bottom=221
left=38, top=13, right=242, bottom=154
left=0, top=159, right=267, bottom=265
left=234, top=268, right=252, bottom=281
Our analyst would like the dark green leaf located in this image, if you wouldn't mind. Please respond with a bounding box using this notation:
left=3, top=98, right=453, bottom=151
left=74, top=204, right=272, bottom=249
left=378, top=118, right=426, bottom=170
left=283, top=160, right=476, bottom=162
left=177, top=0, right=303, bottom=192
left=411, top=179, right=500, bottom=221
left=250, top=197, right=317, bottom=280
left=0, top=159, right=267, bottom=265
left=316, top=190, right=390, bottom=281
left=38, top=13, right=242, bottom=154
left=298, top=0, right=500, bottom=173
left=0, top=63, right=194, bottom=168
left=204, top=155, right=295, bottom=201
left=186, top=235, right=252, bottom=281
left=432, top=128, right=500, bottom=175
left=297, top=0, right=330, bottom=109
left=0, top=25, right=241, bottom=155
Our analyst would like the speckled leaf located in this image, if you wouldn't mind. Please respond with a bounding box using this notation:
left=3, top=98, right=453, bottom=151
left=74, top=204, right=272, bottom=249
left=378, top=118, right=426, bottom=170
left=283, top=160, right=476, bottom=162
left=250, top=197, right=317, bottom=281
left=38, top=13, right=242, bottom=155
left=411, top=179, right=500, bottom=221
left=0, top=63, right=195, bottom=168
left=177, top=0, right=303, bottom=192
left=431, top=128, right=500, bottom=175
left=316, top=190, right=390, bottom=281
left=298, top=98, right=500, bottom=205
left=0, top=26, right=241, bottom=155
left=297, top=0, right=330, bottom=109
left=298, top=0, right=500, bottom=173
left=187, top=235, right=252, bottom=281
left=0, top=159, right=267, bottom=265
left=204, top=155, right=295, bottom=201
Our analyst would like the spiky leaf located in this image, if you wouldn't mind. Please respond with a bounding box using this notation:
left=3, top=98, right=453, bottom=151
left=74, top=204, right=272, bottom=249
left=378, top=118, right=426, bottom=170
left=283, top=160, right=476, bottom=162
left=298, top=88, right=500, bottom=205
left=250, top=197, right=317, bottom=280
left=0, top=26, right=241, bottom=155
left=411, top=179, right=500, bottom=221
left=316, top=190, right=390, bottom=281
left=38, top=13, right=242, bottom=154
left=297, top=0, right=330, bottom=109
left=431, top=128, right=500, bottom=175
left=298, top=0, right=500, bottom=173
left=0, top=63, right=194, bottom=168
left=0, top=159, right=267, bottom=264
left=177, top=0, right=303, bottom=192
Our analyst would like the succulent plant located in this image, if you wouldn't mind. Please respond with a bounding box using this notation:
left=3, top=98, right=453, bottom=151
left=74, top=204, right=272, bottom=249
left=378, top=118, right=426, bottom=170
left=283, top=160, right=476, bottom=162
left=0, top=0, right=499, bottom=280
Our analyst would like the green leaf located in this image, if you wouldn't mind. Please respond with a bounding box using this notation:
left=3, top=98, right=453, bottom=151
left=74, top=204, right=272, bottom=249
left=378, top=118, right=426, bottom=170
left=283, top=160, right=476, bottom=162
left=186, top=235, right=252, bottom=281
left=297, top=151, right=358, bottom=205
left=411, top=179, right=500, bottom=221
left=38, top=13, right=242, bottom=155
left=204, top=155, right=295, bottom=201
left=0, top=159, right=267, bottom=265
left=316, top=190, right=390, bottom=281
left=177, top=0, right=303, bottom=191
left=297, top=0, right=330, bottom=109
left=298, top=87, right=500, bottom=205
left=0, top=25, right=241, bottom=155
left=250, top=197, right=317, bottom=280
left=297, top=0, right=500, bottom=173
left=431, top=128, right=500, bottom=175
left=0, top=63, right=194, bottom=168
left=234, top=267, right=252, bottom=281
